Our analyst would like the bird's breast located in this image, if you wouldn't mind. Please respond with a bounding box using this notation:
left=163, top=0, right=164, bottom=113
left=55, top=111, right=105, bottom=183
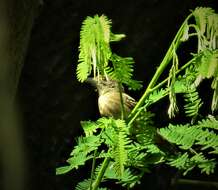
left=98, top=91, right=134, bottom=118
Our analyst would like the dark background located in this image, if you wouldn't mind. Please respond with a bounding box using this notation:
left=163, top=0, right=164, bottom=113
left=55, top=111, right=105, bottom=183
left=17, top=0, right=218, bottom=189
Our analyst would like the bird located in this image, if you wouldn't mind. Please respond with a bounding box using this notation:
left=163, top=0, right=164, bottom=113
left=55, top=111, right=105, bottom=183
left=86, top=77, right=136, bottom=119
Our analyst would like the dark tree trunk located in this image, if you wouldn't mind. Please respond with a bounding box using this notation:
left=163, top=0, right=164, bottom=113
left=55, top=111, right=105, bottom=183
left=0, top=1, right=39, bottom=190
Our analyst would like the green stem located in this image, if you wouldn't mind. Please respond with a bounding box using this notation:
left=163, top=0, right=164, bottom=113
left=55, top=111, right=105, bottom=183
left=118, top=82, right=125, bottom=120
left=151, top=57, right=196, bottom=92
left=128, top=57, right=196, bottom=126
left=189, top=148, right=198, bottom=155
left=92, top=157, right=110, bottom=190
left=90, top=150, right=97, bottom=190
left=127, top=13, right=193, bottom=122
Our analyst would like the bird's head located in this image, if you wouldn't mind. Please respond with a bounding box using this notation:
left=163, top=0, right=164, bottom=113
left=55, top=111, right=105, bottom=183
left=85, top=77, right=121, bottom=96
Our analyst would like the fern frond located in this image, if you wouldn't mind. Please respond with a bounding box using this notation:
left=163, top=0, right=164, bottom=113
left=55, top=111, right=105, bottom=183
left=159, top=121, right=218, bottom=154
left=56, top=135, right=102, bottom=175
left=95, top=15, right=112, bottom=71
left=108, top=54, right=142, bottom=90
left=78, top=16, right=96, bottom=82
left=197, top=116, right=218, bottom=130
left=159, top=124, right=199, bottom=150
left=77, top=15, right=112, bottom=81
left=211, top=77, right=218, bottom=112
left=135, top=125, right=156, bottom=146
left=102, top=162, right=141, bottom=188
left=195, top=129, right=218, bottom=154
left=145, top=144, right=164, bottom=154
left=168, top=152, right=190, bottom=170
left=146, top=88, right=168, bottom=106
left=56, top=165, right=74, bottom=175
left=97, top=117, right=114, bottom=129
left=98, top=15, right=111, bottom=43
left=56, top=152, right=92, bottom=175
left=112, top=120, right=130, bottom=178
left=97, top=150, right=111, bottom=158
left=193, top=7, right=215, bottom=35
left=110, top=32, right=126, bottom=42
left=183, top=62, right=199, bottom=87
left=118, top=168, right=143, bottom=188
left=81, top=121, right=99, bottom=136
left=76, top=179, right=108, bottom=190
left=76, top=61, right=92, bottom=82
left=207, top=13, right=218, bottom=49
left=168, top=152, right=216, bottom=175
left=71, top=135, right=102, bottom=156
left=126, top=142, right=146, bottom=166
left=134, top=110, right=156, bottom=145
left=183, top=87, right=202, bottom=119
left=75, top=179, right=92, bottom=190
left=197, top=49, right=218, bottom=79
left=101, top=123, right=118, bottom=147
left=197, top=159, right=216, bottom=175
left=67, top=152, right=93, bottom=169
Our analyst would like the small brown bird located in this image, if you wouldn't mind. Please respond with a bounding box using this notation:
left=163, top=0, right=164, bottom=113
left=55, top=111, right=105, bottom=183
left=86, top=77, right=136, bottom=119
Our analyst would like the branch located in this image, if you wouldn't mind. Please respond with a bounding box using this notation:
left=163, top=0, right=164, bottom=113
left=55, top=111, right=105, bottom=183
left=127, top=13, right=193, bottom=123
left=91, top=157, right=111, bottom=190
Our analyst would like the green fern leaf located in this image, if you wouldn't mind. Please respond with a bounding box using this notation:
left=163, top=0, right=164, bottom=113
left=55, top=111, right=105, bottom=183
left=197, top=116, right=218, bottom=130
left=195, top=129, right=218, bottom=154
left=112, top=119, right=131, bottom=178
left=56, top=165, right=74, bottom=175
left=81, top=121, right=99, bottom=136
left=77, top=15, right=112, bottom=81
left=146, top=89, right=168, bottom=105
left=197, top=49, right=218, bottom=79
left=97, top=117, right=114, bottom=128
left=211, top=77, right=218, bottom=112
left=198, top=160, right=216, bottom=175
left=75, top=179, right=91, bottom=190
left=168, top=152, right=216, bottom=175
left=174, top=79, right=189, bottom=93
left=102, top=162, right=141, bottom=188
left=168, top=152, right=190, bottom=170
left=108, top=54, right=142, bottom=90
left=71, top=135, right=102, bottom=156
left=67, top=153, right=92, bottom=169
left=76, top=61, right=92, bottom=82
left=127, top=142, right=148, bottom=167
left=183, top=87, right=202, bottom=119
left=56, top=135, right=102, bottom=174
left=135, top=111, right=156, bottom=145
left=110, top=32, right=126, bottom=42
left=159, top=124, right=199, bottom=149
left=160, top=120, right=218, bottom=155
left=193, top=7, right=214, bottom=35
left=118, top=168, right=142, bottom=188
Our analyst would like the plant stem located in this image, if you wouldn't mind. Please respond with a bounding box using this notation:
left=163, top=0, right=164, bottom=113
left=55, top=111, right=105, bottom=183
left=127, top=13, right=193, bottom=123
left=128, top=57, right=196, bottom=126
left=90, top=150, right=97, bottom=190
left=151, top=57, right=196, bottom=92
left=118, top=82, right=125, bottom=120
left=92, top=157, right=110, bottom=190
